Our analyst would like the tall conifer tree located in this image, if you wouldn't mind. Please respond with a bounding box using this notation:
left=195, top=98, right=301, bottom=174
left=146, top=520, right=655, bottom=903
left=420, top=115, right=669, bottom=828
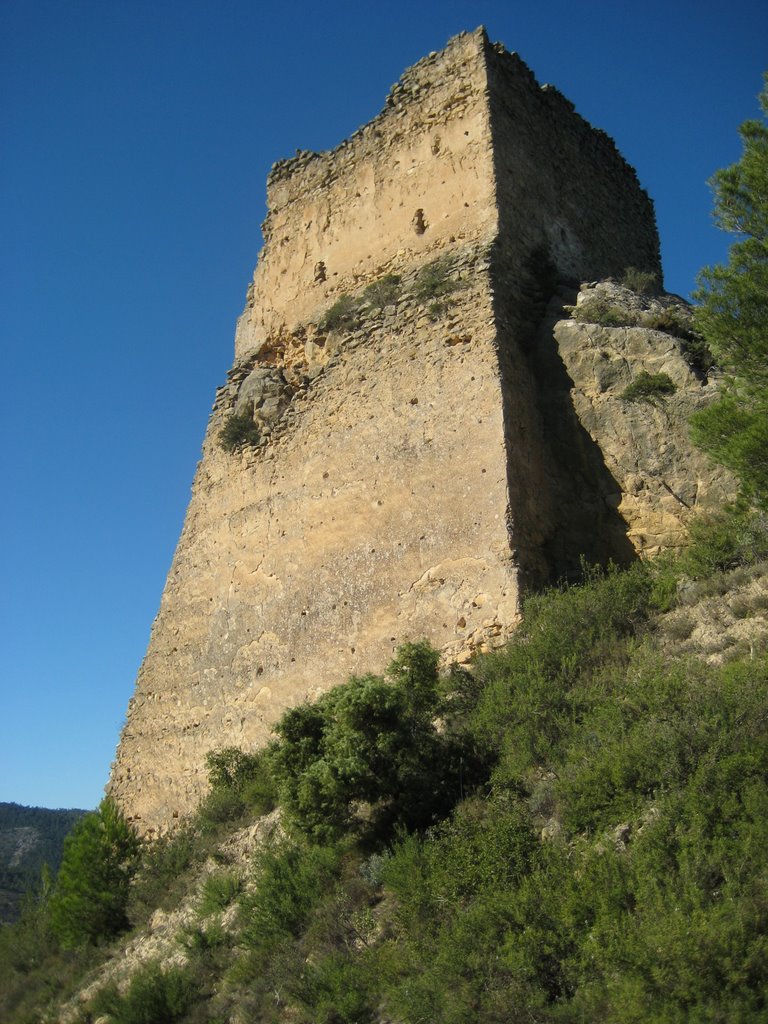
left=691, top=75, right=768, bottom=506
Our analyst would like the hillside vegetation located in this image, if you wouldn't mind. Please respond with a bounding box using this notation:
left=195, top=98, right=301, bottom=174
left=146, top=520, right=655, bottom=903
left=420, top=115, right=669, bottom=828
left=1, top=506, right=767, bottom=1023
left=0, top=804, right=87, bottom=924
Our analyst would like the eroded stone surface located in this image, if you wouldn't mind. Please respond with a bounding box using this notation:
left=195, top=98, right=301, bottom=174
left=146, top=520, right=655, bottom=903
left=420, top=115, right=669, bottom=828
left=550, top=282, right=735, bottom=558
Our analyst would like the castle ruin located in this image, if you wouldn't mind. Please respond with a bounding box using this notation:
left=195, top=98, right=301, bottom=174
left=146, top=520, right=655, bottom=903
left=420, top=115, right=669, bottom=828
left=109, top=29, right=731, bottom=834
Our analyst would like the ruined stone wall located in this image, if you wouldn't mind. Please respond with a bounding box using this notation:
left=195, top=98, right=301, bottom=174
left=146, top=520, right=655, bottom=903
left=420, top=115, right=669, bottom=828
left=235, top=30, right=497, bottom=354
left=109, top=30, right=731, bottom=835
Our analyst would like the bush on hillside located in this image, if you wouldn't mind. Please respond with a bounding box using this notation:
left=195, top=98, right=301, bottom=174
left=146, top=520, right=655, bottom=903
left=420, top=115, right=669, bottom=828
left=362, top=274, right=401, bottom=311
left=269, top=641, right=479, bottom=841
left=320, top=294, right=361, bottom=332
left=90, top=961, right=202, bottom=1024
left=413, top=255, right=460, bottom=302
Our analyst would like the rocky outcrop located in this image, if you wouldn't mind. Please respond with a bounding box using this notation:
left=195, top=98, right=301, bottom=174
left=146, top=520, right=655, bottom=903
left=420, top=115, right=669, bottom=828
left=537, top=281, right=735, bottom=566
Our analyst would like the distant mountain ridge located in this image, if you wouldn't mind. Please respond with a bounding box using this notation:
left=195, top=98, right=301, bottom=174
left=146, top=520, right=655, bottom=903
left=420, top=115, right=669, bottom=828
left=0, top=802, right=88, bottom=923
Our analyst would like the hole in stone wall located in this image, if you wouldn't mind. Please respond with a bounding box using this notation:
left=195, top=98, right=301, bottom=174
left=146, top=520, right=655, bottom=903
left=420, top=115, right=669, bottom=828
left=314, top=261, right=327, bottom=283
left=412, top=208, right=427, bottom=235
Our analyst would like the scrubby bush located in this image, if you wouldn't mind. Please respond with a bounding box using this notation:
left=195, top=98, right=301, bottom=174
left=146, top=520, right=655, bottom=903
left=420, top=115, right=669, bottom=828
left=413, top=255, right=459, bottom=302
left=680, top=505, right=768, bottom=577
left=202, top=745, right=277, bottom=822
left=620, top=370, right=676, bottom=402
left=621, top=266, right=660, bottom=295
left=128, top=827, right=197, bottom=925
left=362, top=274, right=401, bottom=311
left=572, top=293, right=638, bottom=327
left=197, top=785, right=248, bottom=828
left=268, top=641, right=477, bottom=841
left=639, top=306, right=717, bottom=375
left=197, top=870, right=241, bottom=917
left=91, top=961, right=201, bottom=1024
left=320, top=293, right=361, bottom=332
left=218, top=408, right=260, bottom=452
left=640, top=305, right=697, bottom=341
left=239, top=837, right=343, bottom=957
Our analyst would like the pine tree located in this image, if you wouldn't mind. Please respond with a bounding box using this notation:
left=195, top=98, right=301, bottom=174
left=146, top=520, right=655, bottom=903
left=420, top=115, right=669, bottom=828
left=48, top=798, right=140, bottom=948
left=690, top=75, right=768, bottom=507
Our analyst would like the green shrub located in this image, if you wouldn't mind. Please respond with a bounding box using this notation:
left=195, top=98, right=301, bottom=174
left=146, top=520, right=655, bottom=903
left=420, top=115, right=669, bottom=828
left=362, top=274, right=401, bottom=311
left=423, top=796, right=537, bottom=904
left=413, top=256, right=459, bottom=302
left=621, top=266, right=660, bottom=295
left=201, top=746, right=277, bottom=822
left=178, top=918, right=226, bottom=956
left=638, top=306, right=716, bottom=375
left=239, top=837, right=342, bottom=955
left=197, top=786, right=248, bottom=828
left=198, top=870, right=241, bottom=917
left=291, top=952, right=375, bottom=1023
left=572, top=294, right=638, bottom=327
left=128, top=827, right=197, bottom=926
left=206, top=746, right=258, bottom=789
left=640, top=306, right=697, bottom=341
left=620, top=371, right=676, bottom=402
left=269, top=641, right=473, bottom=841
left=664, top=610, right=695, bottom=639
left=320, top=293, right=361, bottom=332
left=218, top=409, right=260, bottom=452
left=645, top=504, right=768, bottom=612
left=91, top=961, right=201, bottom=1024
left=206, top=746, right=276, bottom=806
left=680, top=506, right=768, bottom=577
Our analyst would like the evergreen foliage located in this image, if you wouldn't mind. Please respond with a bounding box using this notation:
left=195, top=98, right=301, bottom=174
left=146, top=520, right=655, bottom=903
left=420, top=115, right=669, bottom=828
left=0, top=803, right=87, bottom=924
left=361, top=273, right=401, bottom=310
left=2, top=515, right=768, bottom=1023
left=691, top=75, right=768, bottom=506
left=320, top=293, right=360, bottom=332
left=572, top=293, right=636, bottom=327
left=269, top=641, right=478, bottom=841
left=412, top=255, right=459, bottom=301
left=48, top=798, right=140, bottom=948
left=620, top=370, right=676, bottom=402
left=91, top=961, right=202, bottom=1024
left=218, top=408, right=261, bottom=453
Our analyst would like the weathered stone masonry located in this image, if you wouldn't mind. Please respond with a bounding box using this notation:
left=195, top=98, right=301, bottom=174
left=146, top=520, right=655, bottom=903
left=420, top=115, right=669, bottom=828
left=109, top=29, right=731, bottom=834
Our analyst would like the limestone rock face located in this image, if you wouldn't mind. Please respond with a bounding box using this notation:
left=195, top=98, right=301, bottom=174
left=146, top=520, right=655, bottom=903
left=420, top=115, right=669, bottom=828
left=108, top=30, right=733, bottom=835
left=548, top=283, right=734, bottom=558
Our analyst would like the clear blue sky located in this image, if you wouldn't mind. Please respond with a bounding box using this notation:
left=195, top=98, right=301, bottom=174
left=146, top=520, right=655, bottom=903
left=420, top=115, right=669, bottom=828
left=2, top=0, right=766, bottom=811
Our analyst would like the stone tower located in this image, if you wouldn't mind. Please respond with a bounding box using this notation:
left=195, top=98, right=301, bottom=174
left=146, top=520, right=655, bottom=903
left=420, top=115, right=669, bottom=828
left=109, top=30, right=725, bottom=834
